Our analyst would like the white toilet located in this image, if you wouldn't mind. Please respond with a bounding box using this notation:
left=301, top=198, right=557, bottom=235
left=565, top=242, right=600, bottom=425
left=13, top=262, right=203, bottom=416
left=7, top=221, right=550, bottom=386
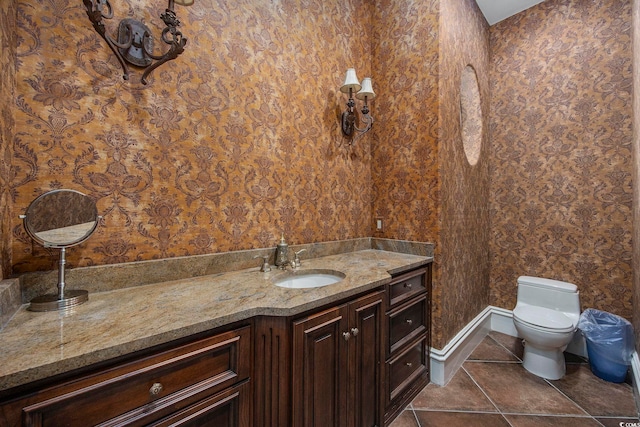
left=512, top=276, right=580, bottom=380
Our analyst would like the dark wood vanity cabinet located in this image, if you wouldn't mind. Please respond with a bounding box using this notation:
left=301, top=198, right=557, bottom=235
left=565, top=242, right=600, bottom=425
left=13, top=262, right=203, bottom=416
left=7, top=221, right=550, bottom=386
left=383, top=266, right=431, bottom=425
left=291, top=290, right=385, bottom=427
left=0, top=325, right=252, bottom=427
left=1, top=262, right=432, bottom=427
left=254, top=263, right=432, bottom=427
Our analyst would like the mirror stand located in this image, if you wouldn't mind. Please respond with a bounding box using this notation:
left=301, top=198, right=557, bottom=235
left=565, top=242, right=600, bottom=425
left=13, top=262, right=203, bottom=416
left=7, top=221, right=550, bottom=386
left=21, top=189, right=99, bottom=312
left=29, top=247, right=89, bottom=312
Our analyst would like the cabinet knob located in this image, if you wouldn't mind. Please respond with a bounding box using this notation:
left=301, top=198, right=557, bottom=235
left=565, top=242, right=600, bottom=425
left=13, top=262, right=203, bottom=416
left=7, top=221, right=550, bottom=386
left=149, top=382, right=163, bottom=397
left=404, top=283, right=412, bottom=289
left=406, top=362, right=413, bottom=367
left=351, top=327, right=359, bottom=337
left=405, top=319, right=413, bottom=325
left=343, top=331, right=351, bottom=341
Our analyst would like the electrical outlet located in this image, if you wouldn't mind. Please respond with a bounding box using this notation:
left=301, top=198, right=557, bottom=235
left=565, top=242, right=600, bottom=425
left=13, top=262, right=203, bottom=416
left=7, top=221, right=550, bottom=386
left=375, top=217, right=383, bottom=232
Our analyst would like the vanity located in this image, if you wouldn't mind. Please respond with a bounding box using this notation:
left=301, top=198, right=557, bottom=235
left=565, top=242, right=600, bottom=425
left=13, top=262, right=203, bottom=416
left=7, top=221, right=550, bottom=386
left=0, top=247, right=432, bottom=427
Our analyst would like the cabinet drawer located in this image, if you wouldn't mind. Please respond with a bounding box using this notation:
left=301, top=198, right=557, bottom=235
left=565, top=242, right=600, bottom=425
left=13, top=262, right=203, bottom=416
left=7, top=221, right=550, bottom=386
left=388, top=267, right=427, bottom=307
left=386, top=337, right=427, bottom=402
left=388, top=296, right=426, bottom=355
left=22, top=326, right=251, bottom=427
left=149, top=380, right=251, bottom=427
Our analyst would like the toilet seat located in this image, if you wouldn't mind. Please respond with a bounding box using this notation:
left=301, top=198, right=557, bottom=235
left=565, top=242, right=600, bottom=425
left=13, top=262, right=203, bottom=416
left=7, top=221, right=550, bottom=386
left=513, top=306, right=575, bottom=333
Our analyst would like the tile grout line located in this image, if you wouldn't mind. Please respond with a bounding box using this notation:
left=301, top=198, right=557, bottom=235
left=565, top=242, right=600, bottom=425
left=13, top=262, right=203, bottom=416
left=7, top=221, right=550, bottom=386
left=408, top=403, right=421, bottom=427
left=488, top=333, right=523, bottom=362
left=542, top=375, right=605, bottom=426
left=463, top=350, right=601, bottom=425
left=461, top=363, right=514, bottom=426
left=415, top=407, right=606, bottom=418
left=400, top=333, right=640, bottom=426
left=487, top=334, right=602, bottom=423
left=465, top=334, right=522, bottom=426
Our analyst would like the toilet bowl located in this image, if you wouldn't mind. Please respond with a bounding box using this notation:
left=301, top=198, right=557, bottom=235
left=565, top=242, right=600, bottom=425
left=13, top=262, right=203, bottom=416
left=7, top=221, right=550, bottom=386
left=513, top=276, right=580, bottom=380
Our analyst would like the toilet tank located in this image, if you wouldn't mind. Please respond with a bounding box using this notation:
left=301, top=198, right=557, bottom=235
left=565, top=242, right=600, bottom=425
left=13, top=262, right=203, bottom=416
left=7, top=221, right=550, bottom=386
left=516, top=276, right=580, bottom=324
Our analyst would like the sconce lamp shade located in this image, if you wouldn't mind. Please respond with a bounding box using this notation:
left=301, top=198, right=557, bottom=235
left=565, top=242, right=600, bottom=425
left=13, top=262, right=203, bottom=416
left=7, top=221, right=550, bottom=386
left=340, top=68, right=362, bottom=93
left=356, top=77, right=375, bottom=100
left=174, top=0, right=194, bottom=5
left=339, top=68, right=374, bottom=142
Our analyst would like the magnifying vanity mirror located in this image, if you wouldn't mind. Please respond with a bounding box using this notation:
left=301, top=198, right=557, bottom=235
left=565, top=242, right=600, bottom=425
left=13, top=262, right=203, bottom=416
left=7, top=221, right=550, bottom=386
left=20, top=189, right=100, bottom=311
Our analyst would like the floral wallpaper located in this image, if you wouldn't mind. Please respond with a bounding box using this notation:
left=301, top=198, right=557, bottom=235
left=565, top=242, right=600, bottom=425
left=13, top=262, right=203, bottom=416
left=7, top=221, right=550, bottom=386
left=372, top=0, right=491, bottom=349
left=0, top=0, right=16, bottom=280
left=371, top=0, right=443, bottom=344
left=437, top=0, right=491, bottom=349
left=2, top=0, right=635, bottom=351
left=632, top=0, right=640, bottom=353
left=489, top=0, right=633, bottom=319
left=9, top=0, right=374, bottom=273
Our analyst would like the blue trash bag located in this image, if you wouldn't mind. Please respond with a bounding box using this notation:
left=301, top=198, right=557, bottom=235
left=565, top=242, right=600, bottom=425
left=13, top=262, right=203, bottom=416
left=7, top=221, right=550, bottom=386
left=577, top=308, right=635, bottom=383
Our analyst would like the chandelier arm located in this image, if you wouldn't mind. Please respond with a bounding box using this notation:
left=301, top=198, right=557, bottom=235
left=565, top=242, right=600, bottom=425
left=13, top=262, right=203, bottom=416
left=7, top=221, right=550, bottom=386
left=83, top=0, right=131, bottom=80
left=141, top=27, right=185, bottom=61
left=353, top=114, right=373, bottom=133
left=140, top=37, right=187, bottom=84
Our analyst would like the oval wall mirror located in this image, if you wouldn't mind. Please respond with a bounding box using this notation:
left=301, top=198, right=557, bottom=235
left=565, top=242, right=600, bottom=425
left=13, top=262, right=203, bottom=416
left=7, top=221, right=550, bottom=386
left=21, top=189, right=99, bottom=312
left=460, top=64, right=483, bottom=166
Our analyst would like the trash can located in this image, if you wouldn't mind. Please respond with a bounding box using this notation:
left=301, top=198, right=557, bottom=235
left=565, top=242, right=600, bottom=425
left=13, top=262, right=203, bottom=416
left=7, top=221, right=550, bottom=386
left=577, top=308, right=634, bottom=383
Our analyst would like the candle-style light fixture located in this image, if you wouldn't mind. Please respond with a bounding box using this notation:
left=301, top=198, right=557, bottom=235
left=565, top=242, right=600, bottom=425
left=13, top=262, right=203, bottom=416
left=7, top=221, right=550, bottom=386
left=83, top=0, right=193, bottom=85
left=340, top=68, right=376, bottom=143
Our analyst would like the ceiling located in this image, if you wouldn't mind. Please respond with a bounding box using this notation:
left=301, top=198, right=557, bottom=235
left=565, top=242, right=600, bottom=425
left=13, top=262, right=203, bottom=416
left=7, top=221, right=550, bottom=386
left=475, top=0, right=546, bottom=25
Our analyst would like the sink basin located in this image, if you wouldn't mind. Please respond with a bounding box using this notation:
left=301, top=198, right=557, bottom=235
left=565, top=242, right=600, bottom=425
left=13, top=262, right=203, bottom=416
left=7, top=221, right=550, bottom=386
left=272, top=269, right=345, bottom=289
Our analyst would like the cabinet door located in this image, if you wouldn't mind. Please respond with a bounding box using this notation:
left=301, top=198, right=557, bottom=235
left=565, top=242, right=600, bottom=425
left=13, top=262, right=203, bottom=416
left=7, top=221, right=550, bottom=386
left=348, top=291, right=385, bottom=427
left=291, top=305, right=349, bottom=427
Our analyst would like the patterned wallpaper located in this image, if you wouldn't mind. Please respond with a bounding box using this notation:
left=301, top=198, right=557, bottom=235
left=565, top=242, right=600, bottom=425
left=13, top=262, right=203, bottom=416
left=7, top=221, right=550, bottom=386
left=10, top=0, right=374, bottom=273
left=3, top=0, right=635, bottom=350
left=633, top=0, right=640, bottom=353
left=489, top=0, right=633, bottom=319
left=371, top=0, right=491, bottom=349
left=371, top=0, right=443, bottom=344
left=438, top=0, right=491, bottom=349
left=0, top=0, right=16, bottom=280
left=371, top=0, right=440, bottom=245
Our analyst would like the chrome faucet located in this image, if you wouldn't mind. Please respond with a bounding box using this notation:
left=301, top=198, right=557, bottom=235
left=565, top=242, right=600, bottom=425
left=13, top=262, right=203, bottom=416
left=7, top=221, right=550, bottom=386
left=253, top=255, right=272, bottom=272
left=292, top=249, right=306, bottom=269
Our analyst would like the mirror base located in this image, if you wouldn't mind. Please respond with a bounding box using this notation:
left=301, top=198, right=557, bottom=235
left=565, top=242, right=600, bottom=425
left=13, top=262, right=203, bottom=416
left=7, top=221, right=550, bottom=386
left=29, top=290, right=88, bottom=312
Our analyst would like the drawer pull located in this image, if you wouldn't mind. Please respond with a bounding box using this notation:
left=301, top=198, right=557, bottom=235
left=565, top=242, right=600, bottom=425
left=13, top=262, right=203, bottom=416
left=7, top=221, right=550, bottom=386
left=149, top=382, right=163, bottom=397
left=343, top=331, right=351, bottom=341
left=406, top=362, right=413, bottom=367
left=351, top=327, right=359, bottom=337
left=405, top=319, right=413, bottom=325
left=404, top=283, right=412, bottom=289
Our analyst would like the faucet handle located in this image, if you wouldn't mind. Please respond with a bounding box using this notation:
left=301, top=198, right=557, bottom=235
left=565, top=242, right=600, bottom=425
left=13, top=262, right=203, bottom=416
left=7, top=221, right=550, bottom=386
left=293, top=249, right=307, bottom=268
left=253, top=255, right=272, bottom=272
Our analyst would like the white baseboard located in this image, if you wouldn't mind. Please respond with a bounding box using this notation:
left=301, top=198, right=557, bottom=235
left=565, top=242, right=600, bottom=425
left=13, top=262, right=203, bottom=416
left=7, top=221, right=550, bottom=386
left=631, top=351, right=640, bottom=413
left=428, top=305, right=587, bottom=386
left=429, top=306, right=495, bottom=385
left=430, top=305, right=640, bottom=414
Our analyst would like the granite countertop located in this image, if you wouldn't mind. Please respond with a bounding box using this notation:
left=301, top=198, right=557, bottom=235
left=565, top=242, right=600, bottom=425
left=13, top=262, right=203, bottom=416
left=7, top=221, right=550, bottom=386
left=0, top=249, right=431, bottom=393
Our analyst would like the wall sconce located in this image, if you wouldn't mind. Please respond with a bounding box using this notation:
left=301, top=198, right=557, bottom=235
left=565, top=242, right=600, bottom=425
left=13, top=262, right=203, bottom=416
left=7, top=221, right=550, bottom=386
left=340, top=68, right=376, bottom=142
left=83, top=0, right=193, bottom=85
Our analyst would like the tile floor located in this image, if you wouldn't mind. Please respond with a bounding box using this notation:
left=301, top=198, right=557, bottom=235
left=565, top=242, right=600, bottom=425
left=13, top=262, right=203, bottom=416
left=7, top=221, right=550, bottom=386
left=390, top=332, right=639, bottom=427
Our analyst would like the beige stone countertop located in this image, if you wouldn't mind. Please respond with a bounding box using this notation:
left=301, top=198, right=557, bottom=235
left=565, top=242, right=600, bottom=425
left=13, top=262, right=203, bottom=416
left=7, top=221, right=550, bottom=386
left=0, top=249, right=431, bottom=393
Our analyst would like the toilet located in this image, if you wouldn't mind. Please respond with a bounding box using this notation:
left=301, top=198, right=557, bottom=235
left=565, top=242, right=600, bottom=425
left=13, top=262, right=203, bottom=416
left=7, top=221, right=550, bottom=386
left=512, top=276, right=580, bottom=380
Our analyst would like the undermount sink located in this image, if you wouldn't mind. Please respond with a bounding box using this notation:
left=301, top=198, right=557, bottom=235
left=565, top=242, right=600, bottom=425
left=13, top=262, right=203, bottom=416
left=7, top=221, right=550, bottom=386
left=272, top=269, right=345, bottom=289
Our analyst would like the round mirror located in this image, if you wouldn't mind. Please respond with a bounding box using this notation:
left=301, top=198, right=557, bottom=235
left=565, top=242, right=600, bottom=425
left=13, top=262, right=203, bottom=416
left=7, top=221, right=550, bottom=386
left=21, top=189, right=99, bottom=312
left=23, top=189, right=98, bottom=248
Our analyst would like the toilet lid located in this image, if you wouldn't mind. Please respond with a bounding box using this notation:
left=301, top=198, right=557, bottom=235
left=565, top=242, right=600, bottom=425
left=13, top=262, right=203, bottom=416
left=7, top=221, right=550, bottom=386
left=513, top=306, right=575, bottom=332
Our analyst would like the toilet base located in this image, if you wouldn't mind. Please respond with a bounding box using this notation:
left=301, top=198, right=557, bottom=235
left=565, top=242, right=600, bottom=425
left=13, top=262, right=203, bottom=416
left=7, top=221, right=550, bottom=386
left=522, top=341, right=566, bottom=380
